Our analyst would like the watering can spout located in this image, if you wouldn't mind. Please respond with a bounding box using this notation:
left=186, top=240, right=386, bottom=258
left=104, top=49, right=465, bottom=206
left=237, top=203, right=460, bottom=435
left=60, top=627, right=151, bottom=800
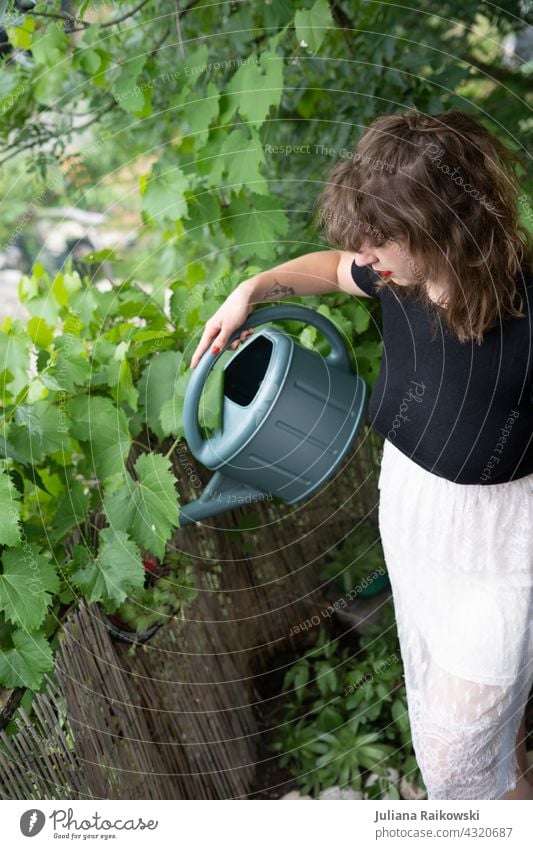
left=178, top=470, right=268, bottom=527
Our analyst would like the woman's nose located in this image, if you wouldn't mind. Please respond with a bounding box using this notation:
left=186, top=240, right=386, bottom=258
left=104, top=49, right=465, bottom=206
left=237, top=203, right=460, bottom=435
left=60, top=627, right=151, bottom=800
left=354, top=248, right=378, bottom=266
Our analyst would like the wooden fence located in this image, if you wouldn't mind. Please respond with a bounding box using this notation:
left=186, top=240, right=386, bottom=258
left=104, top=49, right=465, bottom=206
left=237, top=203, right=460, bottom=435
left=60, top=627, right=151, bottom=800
left=0, top=427, right=383, bottom=799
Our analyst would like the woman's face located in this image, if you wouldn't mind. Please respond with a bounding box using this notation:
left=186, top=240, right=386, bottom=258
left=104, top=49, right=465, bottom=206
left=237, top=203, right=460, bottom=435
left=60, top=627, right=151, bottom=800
left=353, top=238, right=425, bottom=286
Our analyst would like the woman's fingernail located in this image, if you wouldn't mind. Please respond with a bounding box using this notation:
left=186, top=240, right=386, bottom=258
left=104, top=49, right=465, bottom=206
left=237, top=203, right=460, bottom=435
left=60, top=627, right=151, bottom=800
left=211, top=346, right=220, bottom=354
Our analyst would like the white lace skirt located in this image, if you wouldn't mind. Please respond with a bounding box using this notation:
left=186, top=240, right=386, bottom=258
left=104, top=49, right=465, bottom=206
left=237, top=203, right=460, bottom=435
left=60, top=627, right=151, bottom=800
left=377, top=438, right=533, bottom=800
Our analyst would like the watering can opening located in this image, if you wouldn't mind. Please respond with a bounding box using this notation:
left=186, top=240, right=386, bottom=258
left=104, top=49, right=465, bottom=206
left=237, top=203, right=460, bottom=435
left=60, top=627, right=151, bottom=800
left=223, top=334, right=273, bottom=408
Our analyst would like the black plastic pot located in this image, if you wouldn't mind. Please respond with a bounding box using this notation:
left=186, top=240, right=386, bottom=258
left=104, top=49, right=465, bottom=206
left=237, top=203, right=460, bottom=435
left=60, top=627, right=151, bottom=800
left=100, top=610, right=165, bottom=645
left=99, top=557, right=166, bottom=644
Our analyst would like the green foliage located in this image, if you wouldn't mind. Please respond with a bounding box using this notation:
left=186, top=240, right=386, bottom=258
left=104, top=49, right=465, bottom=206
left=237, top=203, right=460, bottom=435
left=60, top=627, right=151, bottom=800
left=0, top=629, right=54, bottom=690
left=0, top=465, right=21, bottom=546
left=295, top=0, right=335, bottom=54
left=70, top=528, right=145, bottom=612
left=223, top=52, right=284, bottom=127
left=103, top=453, right=180, bottom=559
left=0, top=546, right=58, bottom=631
left=68, top=394, right=131, bottom=480
left=0, top=263, right=206, bottom=691
left=270, top=626, right=424, bottom=798
left=112, top=549, right=198, bottom=634
left=320, top=521, right=389, bottom=595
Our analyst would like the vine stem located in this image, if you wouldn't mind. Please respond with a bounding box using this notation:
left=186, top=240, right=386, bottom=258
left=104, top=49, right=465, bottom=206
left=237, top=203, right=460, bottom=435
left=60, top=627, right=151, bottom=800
left=175, top=0, right=187, bottom=60
left=164, top=436, right=181, bottom=459
left=132, top=439, right=151, bottom=452
left=0, top=383, right=31, bottom=428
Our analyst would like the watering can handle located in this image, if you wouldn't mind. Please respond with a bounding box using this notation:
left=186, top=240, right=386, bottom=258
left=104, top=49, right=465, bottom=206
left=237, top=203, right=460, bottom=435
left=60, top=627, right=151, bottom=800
left=184, top=303, right=353, bottom=461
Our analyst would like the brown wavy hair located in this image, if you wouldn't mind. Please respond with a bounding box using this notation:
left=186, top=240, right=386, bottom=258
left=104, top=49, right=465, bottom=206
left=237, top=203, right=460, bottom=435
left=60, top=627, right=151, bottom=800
left=314, top=107, right=533, bottom=344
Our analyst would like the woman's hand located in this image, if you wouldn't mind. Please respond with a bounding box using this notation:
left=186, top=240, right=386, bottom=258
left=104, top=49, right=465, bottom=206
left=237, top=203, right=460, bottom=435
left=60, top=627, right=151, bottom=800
left=189, top=283, right=256, bottom=369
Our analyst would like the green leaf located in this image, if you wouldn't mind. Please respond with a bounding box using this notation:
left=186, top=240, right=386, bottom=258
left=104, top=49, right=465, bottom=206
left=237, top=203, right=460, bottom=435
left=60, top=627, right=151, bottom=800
left=392, top=697, right=411, bottom=734
left=196, top=128, right=227, bottom=185
left=343, top=300, right=372, bottom=335
left=103, top=453, right=180, bottom=559
left=67, top=395, right=131, bottom=480
left=357, top=742, right=395, bottom=771
left=115, top=289, right=163, bottom=321
left=295, top=0, right=335, bottom=54
left=223, top=52, right=283, bottom=127
left=14, top=403, right=43, bottom=438
left=0, top=629, right=54, bottom=690
left=51, top=271, right=83, bottom=308
left=175, top=44, right=208, bottom=84
left=159, top=371, right=191, bottom=437
left=141, top=167, right=190, bottom=223
left=25, top=293, right=62, bottom=326
left=39, top=555, right=61, bottom=596
left=0, top=547, right=54, bottom=631
left=315, top=660, right=338, bottom=696
left=182, top=82, right=219, bottom=148
left=70, top=527, right=145, bottom=612
left=222, top=129, right=269, bottom=196
left=107, top=342, right=138, bottom=411
left=66, top=290, right=97, bottom=330
left=79, top=49, right=102, bottom=75
left=316, top=303, right=353, bottom=343
left=299, top=325, right=318, bottom=350
left=0, top=368, right=14, bottom=396
left=184, top=190, right=221, bottom=233
left=34, top=65, right=68, bottom=106
left=27, top=317, right=54, bottom=349
left=111, top=54, right=147, bottom=114
left=130, top=329, right=173, bottom=344
left=31, top=21, right=69, bottom=66
left=51, top=480, right=90, bottom=542
left=0, top=329, right=30, bottom=395
left=199, top=364, right=224, bottom=433
left=138, top=350, right=183, bottom=440
left=116, top=357, right=139, bottom=410
left=46, top=334, right=91, bottom=393
left=224, top=193, right=289, bottom=259
left=0, top=465, right=21, bottom=546
left=318, top=705, right=344, bottom=733
left=0, top=63, right=16, bottom=103
left=0, top=436, right=28, bottom=466
left=5, top=16, right=35, bottom=51
left=293, top=662, right=310, bottom=693
left=9, top=401, right=71, bottom=464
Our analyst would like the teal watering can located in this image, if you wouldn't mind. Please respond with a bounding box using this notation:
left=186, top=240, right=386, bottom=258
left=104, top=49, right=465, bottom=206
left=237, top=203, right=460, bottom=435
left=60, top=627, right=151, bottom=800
left=179, top=304, right=367, bottom=527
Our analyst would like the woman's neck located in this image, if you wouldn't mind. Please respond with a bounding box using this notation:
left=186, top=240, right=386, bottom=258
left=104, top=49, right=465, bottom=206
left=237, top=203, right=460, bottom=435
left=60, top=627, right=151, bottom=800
left=426, top=280, right=449, bottom=308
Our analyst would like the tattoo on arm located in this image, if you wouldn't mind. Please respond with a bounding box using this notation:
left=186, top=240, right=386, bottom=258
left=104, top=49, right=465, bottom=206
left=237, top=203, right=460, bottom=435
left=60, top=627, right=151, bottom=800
left=262, top=280, right=296, bottom=300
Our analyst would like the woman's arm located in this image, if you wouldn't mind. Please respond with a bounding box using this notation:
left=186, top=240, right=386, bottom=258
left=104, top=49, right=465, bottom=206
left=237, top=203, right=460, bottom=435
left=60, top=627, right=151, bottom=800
left=239, top=250, right=341, bottom=303
left=189, top=250, right=368, bottom=368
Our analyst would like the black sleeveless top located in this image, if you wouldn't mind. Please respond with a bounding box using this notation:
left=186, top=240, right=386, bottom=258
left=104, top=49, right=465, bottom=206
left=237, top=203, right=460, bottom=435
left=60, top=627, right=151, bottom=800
left=351, top=260, right=533, bottom=484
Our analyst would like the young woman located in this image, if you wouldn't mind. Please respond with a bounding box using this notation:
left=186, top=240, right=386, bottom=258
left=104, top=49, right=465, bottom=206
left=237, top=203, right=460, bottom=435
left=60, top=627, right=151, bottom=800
left=189, top=108, right=533, bottom=801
